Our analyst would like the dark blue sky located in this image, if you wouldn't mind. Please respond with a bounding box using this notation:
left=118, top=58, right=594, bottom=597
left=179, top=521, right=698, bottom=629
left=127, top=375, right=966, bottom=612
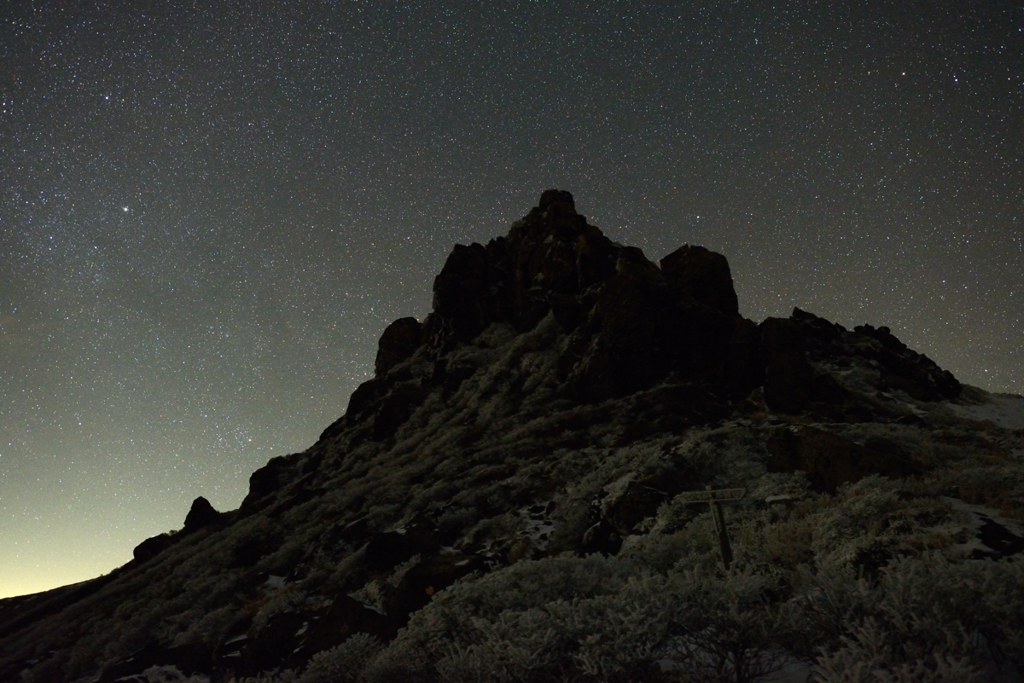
left=1, top=0, right=1021, bottom=596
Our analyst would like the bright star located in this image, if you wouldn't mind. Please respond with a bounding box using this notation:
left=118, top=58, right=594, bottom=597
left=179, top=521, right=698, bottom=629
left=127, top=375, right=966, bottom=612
left=122, top=206, right=129, bottom=212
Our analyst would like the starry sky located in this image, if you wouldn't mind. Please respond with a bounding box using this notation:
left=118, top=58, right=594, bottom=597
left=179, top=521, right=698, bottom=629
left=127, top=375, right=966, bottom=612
left=1, top=1, right=1022, bottom=598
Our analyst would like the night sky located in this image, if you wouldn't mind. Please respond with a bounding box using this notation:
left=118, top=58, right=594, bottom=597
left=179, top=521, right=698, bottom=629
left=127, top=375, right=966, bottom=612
left=2, top=1, right=1022, bottom=598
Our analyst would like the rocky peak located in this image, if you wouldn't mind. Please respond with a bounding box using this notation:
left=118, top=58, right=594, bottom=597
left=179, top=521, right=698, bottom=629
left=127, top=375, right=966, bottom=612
left=332, top=190, right=964, bottom=450
left=5, top=191, right=1013, bottom=683
left=429, top=189, right=619, bottom=343
left=537, top=187, right=576, bottom=213
left=334, top=190, right=759, bottom=447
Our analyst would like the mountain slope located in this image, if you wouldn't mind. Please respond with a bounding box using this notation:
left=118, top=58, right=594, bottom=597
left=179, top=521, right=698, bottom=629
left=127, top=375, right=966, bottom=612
left=2, top=190, right=1022, bottom=683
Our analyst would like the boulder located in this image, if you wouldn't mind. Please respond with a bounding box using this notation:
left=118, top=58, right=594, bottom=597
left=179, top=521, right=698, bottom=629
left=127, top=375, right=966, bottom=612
left=371, top=381, right=428, bottom=441
left=288, top=596, right=394, bottom=667
left=232, top=611, right=307, bottom=678
left=417, top=190, right=756, bottom=405
left=601, top=477, right=671, bottom=536
left=239, top=452, right=305, bottom=514
left=375, top=317, right=423, bottom=377
left=426, top=190, right=619, bottom=349
left=762, top=349, right=824, bottom=413
left=132, top=533, right=177, bottom=564
left=660, top=244, right=739, bottom=316
left=364, top=517, right=440, bottom=572
left=538, top=188, right=576, bottom=212
left=972, top=516, right=1024, bottom=559
left=343, top=378, right=387, bottom=424
left=182, top=496, right=221, bottom=533
left=581, top=519, right=623, bottom=556
left=766, top=425, right=919, bottom=493
left=757, top=309, right=961, bottom=417
left=384, top=553, right=485, bottom=622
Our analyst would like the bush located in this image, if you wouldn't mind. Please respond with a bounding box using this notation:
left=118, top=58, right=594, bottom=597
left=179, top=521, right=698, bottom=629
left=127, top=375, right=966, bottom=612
left=362, top=557, right=799, bottom=683
left=299, top=634, right=382, bottom=683
left=806, top=554, right=1024, bottom=681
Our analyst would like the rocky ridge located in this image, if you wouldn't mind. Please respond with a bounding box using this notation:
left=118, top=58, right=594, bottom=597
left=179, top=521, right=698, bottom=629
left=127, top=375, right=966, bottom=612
left=1, top=190, right=1021, bottom=683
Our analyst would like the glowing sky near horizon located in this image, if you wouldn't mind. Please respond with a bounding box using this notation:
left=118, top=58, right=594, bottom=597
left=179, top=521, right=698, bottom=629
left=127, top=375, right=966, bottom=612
left=1, top=1, right=1022, bottom=598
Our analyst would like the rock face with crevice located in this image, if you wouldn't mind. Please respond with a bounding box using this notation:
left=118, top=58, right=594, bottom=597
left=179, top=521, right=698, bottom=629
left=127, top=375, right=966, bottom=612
left=3, top=191, right=1018, bottom=683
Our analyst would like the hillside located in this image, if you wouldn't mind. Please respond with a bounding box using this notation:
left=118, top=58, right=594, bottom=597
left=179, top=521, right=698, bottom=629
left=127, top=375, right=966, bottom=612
left=2, top=190, right=1023, bottom=683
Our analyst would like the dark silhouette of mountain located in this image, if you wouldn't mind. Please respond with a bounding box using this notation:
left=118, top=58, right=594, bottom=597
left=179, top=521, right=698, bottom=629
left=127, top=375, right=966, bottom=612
left=2, top=191, right=1022, bottom=683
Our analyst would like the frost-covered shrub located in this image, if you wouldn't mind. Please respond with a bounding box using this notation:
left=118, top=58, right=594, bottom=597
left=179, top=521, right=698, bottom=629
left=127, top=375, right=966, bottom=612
left=806, top=554, right=1024, bottom=680
left=746, top=471, right=815, bottom=503
left=298, top=634, right=382, bottom=683
left=672, top=425, right=768, bottom=485
left=736, top=513, right=816, bottom=570
left=363, top=556, right=636, bottom=681
left=141, top=665, right=211, bottom=682
left=789, top=562, right=880, bottom=657
left=171, top=605, right=238, bottom=647
left=623, top=513, right=722, bottom=573
left=814, top=618, right=984, bottom=683
left=255, top=537, right=306, bottom=575
left=808, top=476, right=971, bottom=572
left=811, top=477, right=904, bottom=555
left=435, top=504, right=478, bottom=538
left=237, top=671, right=298, bottom=683
left=429, top=607, right=582, bottom=682
left=348, top=580, right=388, bottom=614
left=251, top=584, right=309, bottom=632
left=666, top=566, right=798, bottom=683
left=362, top=557, right=799, bottom=683
left=940, top=464, right=1024, bottom=520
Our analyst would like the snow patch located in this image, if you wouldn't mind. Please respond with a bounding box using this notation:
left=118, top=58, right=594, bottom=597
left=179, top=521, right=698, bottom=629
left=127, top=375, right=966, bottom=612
left=942, top=497, right=1024, bottom=558
left=515, top=501, right=556, bottom=550
left=117, top=665, right=210, bottom=682
left=264, top=574, right=286, bottom=589
left=903, top=402, right=928, bottom=417
left=948, top=393, right=1024, bottom=430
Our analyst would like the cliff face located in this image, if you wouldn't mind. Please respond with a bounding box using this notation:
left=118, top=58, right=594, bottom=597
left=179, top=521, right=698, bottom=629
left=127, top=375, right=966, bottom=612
left=2, top=191, right=1022, bottom=683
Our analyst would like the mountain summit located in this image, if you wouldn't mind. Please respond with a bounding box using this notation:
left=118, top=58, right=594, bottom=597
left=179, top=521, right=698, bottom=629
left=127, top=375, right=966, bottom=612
left=2, top=191, right=1022, bottom=682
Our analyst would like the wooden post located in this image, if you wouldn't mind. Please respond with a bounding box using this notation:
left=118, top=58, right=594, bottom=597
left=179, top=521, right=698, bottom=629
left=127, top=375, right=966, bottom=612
left=675, top=486, right=746, bottom=569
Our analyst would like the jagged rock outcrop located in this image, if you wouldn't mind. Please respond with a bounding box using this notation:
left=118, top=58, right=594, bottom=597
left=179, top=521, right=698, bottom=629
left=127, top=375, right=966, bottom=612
left=759, top=308, right=961, bottom=420
left=4, top=190, right=1015, bottom=683
left=327, top=192, right=959, bottom=451
left=131, top=497, right=226, bottom=565
left=334, top=189, right=764, bottom=448
left=183, top=496, right=222, bottom=532
left=132, top=532, right=177, bottom=564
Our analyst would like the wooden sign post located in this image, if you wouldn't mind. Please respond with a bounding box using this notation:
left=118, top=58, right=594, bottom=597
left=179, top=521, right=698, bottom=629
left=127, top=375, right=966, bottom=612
left=675, top=486, right=746, bottom=569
